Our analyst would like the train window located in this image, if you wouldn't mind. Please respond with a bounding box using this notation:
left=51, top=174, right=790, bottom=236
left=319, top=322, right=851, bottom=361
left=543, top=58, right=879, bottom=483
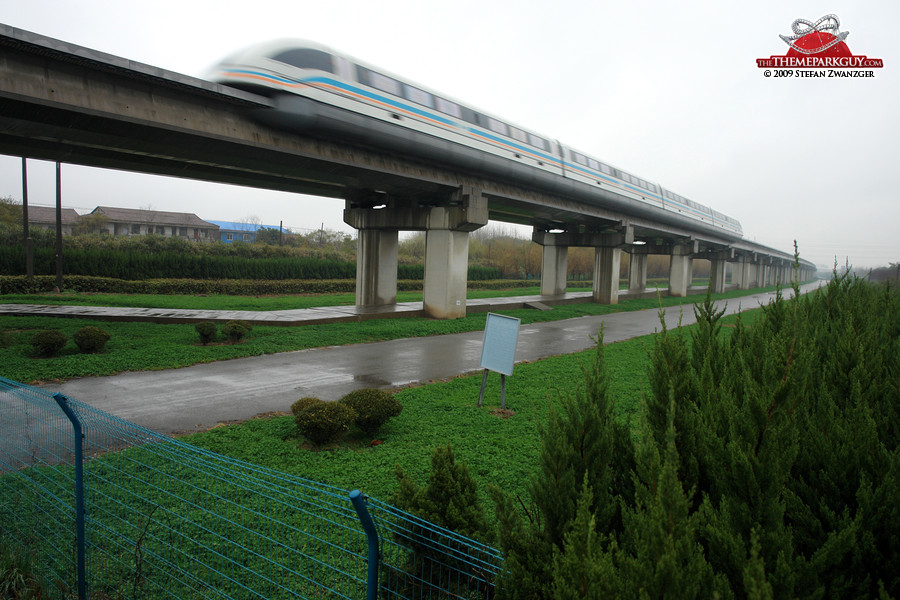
left=528, top=133, right=549, bottom=151
left=460, top=107, right=484, bottom=126
left=599, top=163, right=613, bottom=175
left=334, top=56, right=355, bottom=80
left=358, top=67, right=402, bottom=96
left=574, top=153, right=588, bottom=166
left=508, top=126, right=528, bottom=143
left=588, top=158, right=600, bottom=170
left=271, top=48, right=335, bottom=73
left=435, top=97, right=462, bottom=118
left=404, top=84, right=434, bottom=108
left=486, top=117, right=509, bottom=136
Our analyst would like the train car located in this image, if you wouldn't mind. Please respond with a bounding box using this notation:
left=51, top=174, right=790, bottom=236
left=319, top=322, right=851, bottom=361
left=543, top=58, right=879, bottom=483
left=206, top=40, right=743, bottom=239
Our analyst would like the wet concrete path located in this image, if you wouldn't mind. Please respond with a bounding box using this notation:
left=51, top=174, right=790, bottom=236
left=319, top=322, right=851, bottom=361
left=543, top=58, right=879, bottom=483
left=37, top=283, right=821, bottom=434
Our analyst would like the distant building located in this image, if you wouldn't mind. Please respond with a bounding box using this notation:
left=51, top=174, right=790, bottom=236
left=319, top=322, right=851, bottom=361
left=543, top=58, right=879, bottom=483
left=207, top=221, right=281, bottom=243
left=25, top=205, right=81, bottom=235
left=88, top=206, right=218, bottom=240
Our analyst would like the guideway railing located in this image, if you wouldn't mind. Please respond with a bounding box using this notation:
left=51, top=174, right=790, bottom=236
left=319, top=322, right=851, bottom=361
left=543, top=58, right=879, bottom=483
left=0, top=376, right=503, bottom=599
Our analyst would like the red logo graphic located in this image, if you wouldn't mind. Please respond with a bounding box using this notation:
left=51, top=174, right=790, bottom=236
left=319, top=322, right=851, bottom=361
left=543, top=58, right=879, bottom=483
left=757, top=14, right=883, bottom=69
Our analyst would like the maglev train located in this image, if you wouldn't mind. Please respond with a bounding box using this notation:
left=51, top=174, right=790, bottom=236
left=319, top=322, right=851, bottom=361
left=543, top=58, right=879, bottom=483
left=206, top=40, right=743, bottom=239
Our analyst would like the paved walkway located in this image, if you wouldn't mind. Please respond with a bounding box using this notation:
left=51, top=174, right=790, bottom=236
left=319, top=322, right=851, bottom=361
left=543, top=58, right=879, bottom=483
left=0, top=290, right=623, bottom=326
left=24, top=283, right=823, bottom=435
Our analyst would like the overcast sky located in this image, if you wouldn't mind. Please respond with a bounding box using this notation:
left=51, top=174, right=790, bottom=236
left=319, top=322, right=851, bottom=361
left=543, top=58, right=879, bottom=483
left=0, top=0, right=897, bottom=269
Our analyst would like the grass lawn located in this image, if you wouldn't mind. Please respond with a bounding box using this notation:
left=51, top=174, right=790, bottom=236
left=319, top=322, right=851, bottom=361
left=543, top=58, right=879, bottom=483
left=184, top=308, right=761, bottom=520
left=0, top=286, right=779, bottom=384
left=0, top=286, right=777, bottom=384
left=183, top=327, right=663, bottom=517
left=0, top=286, right=587, bottom=310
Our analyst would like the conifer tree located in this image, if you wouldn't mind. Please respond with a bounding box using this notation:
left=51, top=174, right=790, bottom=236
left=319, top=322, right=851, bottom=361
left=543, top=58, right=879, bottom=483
left=616, top=395, right=729, bottom=599
left=491, top=331, right=633, bottom=599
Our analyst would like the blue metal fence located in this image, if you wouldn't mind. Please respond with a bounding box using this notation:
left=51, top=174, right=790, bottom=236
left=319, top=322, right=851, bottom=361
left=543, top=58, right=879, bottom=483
left=0, top=377, right=502, bottom=599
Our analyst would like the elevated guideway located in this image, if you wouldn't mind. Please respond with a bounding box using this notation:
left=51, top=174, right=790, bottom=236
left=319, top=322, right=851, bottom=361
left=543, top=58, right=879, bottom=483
left=0, top=24, right=815, bottom=318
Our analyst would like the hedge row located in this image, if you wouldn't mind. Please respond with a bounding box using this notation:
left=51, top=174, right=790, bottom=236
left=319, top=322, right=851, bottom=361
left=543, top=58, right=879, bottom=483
left=0, top=247, right=500, bottom=281
left=0, top=275, right=544, bottom=295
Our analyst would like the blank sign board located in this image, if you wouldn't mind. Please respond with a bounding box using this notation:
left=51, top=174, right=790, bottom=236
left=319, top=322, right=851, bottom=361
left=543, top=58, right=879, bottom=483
left=479, top=313, right=521, bottom=376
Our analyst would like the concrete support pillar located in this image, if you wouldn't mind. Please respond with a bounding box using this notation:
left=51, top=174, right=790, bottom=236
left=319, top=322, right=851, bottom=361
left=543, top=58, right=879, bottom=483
left=669, top=255, right=692, bottom=297
left=710, top=259, right=727, bottom=294
left=424, top=227, right=470, bottom=319
left=628, top=253, right=648, bottom=292
left=422, top=187, right=488, bottom=319
left=668, top=241, right=698, bottom=298
left=736, top=258, right=751, bottom=290
left=540, top=244, right=569, bottom=296
left=593, top=246, right=622, bottom=304
left=345, top=184, right=487, bottom=319
left=355, top=229, right=398, bottom=307
left=534, top=225, right=633, bottom=305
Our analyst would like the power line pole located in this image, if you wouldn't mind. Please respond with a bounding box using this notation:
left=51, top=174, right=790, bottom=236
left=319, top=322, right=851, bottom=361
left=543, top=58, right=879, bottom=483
left=22, top=157, right=34, bottom=280
left=55, top=162, right=63, bottom=292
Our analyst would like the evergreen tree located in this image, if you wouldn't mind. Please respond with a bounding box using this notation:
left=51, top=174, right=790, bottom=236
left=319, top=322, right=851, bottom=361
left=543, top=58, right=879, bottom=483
left=616, top=396, right=728, bottom=599
left=489, top=272, right=900, bottom=598
left=491, top=330, right=634, bottom=599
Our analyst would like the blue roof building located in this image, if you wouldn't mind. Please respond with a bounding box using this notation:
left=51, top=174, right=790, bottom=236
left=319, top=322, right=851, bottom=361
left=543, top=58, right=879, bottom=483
left=207, top=221, right=281, bottom=243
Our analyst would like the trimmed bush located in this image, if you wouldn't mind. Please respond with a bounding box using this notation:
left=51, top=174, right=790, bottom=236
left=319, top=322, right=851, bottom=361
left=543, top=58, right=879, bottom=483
left=72, top=326, right=111, bottom=353
left=30, top=330, right=67, bottom=357
left=194, top=321, right=218, bottom=345
left=290, top=396, right=323, bottom=416
left=294, top=401, right=356, bottom=446
left=339, top=388, right=403, bottom=437
left=221, top=320, right=250, bottom=344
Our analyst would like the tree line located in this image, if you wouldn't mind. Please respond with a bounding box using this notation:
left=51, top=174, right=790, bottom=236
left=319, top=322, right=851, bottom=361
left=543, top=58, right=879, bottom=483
left=2, top=195, right=711, bottom=281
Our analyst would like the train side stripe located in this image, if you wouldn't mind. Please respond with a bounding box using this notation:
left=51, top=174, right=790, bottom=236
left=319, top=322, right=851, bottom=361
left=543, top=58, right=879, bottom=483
left=217, top=68, right=740, bottom=233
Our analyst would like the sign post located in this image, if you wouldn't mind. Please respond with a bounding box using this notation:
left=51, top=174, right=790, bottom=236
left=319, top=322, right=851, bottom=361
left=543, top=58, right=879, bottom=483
left=478, top=313, right=520, bottom=409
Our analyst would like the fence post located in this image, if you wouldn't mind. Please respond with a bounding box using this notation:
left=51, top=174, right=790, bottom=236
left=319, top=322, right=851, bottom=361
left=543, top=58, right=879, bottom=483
left=349, top=490, right=380, bottom=600
left=53, top=392, right=87, bottom=600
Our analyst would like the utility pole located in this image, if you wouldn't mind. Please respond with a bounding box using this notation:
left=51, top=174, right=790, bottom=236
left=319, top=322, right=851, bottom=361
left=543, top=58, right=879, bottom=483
left=21, top=157, right=34, bottom=279
left=55, top=162, right=63, bottom=292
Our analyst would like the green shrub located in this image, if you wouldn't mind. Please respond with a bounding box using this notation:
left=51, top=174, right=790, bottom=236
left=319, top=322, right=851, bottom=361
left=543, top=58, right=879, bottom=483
left=194, top=321, right=218, bottom=345
left=290, top=396, right=323, bottom=415
left=339, top=388, right=403, bottom=437
left=29, top=329, right=67, bottom=357
left=221, top=320, right=250, bottom=343
left=72, top=326, right=111, bottom=353
left=294, top=402, right=356, bottom=446
left=391, top=445, right=492, bottom=597
left=0, top=329, right=10, bottom=348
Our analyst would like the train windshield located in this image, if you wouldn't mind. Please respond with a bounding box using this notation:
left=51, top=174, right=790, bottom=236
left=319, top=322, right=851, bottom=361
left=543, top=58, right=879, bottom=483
left=270, top=48, right=335, bottom=73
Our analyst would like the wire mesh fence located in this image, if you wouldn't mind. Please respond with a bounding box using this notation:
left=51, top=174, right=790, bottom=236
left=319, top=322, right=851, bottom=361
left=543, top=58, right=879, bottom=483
left=0, top=376, right=503, bottom=599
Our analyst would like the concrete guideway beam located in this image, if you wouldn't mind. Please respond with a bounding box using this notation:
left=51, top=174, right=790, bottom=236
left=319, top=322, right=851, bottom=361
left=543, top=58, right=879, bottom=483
left=344, top=186, right=488, bottom=318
